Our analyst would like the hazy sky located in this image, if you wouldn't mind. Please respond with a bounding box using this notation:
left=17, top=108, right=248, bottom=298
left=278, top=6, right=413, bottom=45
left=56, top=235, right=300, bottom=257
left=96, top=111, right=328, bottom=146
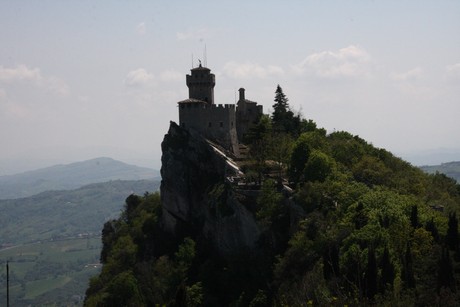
left=1, top=1, right=459, bottom=174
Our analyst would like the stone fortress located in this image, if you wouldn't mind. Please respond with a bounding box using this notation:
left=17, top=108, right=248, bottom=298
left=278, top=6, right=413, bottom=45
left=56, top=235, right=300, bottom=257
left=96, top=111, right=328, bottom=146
left=177, top=63, right=263, bottom=156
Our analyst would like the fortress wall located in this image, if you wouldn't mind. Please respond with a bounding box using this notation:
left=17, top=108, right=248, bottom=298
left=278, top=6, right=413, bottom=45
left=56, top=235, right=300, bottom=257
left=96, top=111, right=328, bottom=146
left=179, top=103, right=239, bottom=154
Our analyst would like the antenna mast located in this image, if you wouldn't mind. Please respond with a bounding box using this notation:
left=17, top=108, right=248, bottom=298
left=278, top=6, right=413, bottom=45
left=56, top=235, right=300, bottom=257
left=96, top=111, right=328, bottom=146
left=6, top=261, right=9, bottom=307
left=191, top=53, right=194, bottom=68
left=204, top=44, right=207, bottom=67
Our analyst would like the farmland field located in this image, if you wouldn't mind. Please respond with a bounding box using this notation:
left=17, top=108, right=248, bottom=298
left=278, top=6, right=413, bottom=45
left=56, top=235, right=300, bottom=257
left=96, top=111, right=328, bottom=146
left=0, top=237, right=101, bottom=306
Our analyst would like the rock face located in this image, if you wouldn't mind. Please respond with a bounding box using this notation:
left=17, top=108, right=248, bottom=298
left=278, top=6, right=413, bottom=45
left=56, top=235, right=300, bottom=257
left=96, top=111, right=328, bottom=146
left=160, top=122, right=260, bottom=254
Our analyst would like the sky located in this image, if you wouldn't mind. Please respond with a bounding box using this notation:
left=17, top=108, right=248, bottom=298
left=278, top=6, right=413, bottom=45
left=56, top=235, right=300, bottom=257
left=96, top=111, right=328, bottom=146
left=0, top=1, right=459, bottom=174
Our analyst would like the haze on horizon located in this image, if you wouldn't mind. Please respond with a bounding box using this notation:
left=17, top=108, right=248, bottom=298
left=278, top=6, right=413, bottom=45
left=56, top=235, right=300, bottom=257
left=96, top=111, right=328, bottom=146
left=1, top=1, right=459, bottom=175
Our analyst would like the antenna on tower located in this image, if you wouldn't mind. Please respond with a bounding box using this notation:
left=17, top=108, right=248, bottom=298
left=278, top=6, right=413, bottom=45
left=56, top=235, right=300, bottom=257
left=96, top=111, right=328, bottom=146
left=204, top=44, right=207, bottom=67
left=191, top=53, right=194, bottom=68
left=6, top=261, right=9, bottom=307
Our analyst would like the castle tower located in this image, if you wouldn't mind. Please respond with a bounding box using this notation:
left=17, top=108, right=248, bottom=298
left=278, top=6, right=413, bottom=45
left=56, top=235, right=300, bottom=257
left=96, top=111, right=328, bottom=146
left=178, top=65, right=239, bottom=156
left=186, top=63, right=215, bottom=104
left=236, top=88, right=263, bottom=142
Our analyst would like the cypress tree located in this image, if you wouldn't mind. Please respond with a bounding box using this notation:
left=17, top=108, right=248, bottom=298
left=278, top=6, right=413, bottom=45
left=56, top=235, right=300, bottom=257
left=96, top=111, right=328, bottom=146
left=446, top=212, right=459, bottom=251
left=437, top=247, right=456, bottom=293
left=323, top=243, right=340, bottom=280
left=410, top=205, right=419, bottom=228
left=365, top=247, right=377, bottom=299
left=402, top=243, right=416, bottom=288
left=379, top=246, right=395, bottom=293
left=425, top=217, right=440, bottom=243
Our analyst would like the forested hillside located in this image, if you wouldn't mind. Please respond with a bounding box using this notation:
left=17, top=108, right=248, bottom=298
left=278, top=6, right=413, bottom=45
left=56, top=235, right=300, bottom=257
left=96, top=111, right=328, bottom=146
left=85, top=86, right=460, bottom=306
left=0, top=179, right=160, bottom=245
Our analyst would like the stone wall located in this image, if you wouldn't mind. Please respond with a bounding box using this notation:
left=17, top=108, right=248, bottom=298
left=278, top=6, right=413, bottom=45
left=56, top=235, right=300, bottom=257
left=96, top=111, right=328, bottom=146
left=179, top=102, right=239, bottom=155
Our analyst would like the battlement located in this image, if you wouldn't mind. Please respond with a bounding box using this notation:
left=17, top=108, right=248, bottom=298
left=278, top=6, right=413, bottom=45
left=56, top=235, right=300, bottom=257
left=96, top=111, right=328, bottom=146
left=212, top=104, right=235, bottom=110
left=186, top=64, right=215, bottom=104
left=176, top=64, right=261, bottom=155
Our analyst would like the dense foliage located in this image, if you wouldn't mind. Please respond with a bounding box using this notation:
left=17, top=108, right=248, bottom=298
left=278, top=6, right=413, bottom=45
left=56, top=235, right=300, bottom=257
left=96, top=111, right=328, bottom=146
left=85, top=86, right=460, bottom=306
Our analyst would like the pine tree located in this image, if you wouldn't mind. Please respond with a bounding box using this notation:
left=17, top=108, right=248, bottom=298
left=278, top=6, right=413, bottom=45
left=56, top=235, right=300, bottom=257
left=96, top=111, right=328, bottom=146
left=271, top=85, right=299, bottom=135
left=272, top=84, right=289, bottom=132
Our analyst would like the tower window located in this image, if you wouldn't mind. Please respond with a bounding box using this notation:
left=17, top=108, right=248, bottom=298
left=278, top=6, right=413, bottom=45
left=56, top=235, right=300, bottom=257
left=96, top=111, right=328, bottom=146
left=220, top=122, right=223, bottom=128
left=208, top=122, right=212, bottom=127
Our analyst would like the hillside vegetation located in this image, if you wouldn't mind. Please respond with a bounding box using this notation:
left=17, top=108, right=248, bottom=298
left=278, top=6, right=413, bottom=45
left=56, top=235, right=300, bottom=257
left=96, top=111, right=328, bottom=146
left=85, top=86, right=460, bottom=306
left=0, top=157, right=159, bottom=199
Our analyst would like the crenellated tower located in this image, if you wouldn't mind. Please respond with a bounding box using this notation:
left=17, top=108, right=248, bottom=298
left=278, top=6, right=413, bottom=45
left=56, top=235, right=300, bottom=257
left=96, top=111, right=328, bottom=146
left=177, top=64, right=263, bottom=157
left=186, top=63, right=215, bottom=105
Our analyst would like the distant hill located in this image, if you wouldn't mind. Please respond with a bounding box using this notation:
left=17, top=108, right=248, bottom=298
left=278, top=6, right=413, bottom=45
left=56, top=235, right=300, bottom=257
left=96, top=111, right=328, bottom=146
left=0, top=157, right=160, bottom=199
left=420, top=161, right=460, bottom=182
left=0, top=179, right=160, bottom=245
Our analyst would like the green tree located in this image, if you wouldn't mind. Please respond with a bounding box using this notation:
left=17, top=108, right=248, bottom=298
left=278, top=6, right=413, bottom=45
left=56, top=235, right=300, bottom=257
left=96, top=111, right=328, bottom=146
left=256, top=179, right=283, bottom=227
left=246, top=115, right=273, bottom=183
left=270, top=133, right=293, bottom=179
left=244, top=114, right=272, bottom=145
left=289, top=133, right=322, bottom=184
left=304, top=150, right=336, bottom=182
left=271, top=85, right=301, bottom=136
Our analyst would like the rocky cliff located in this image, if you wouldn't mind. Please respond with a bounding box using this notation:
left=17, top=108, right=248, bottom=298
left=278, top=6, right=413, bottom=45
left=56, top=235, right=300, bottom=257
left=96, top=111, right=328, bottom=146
left=160, top=122, right=261, bottom=254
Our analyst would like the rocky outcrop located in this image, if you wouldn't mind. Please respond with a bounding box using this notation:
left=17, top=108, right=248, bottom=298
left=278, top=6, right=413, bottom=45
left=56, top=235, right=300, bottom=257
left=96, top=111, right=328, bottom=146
left=160, top=122, right=260, bottom=254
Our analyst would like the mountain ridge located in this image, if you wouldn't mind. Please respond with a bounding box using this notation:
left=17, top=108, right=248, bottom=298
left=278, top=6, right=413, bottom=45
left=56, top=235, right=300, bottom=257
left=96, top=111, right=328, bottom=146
left=420, top=161, right=460, bottom=182
left=0, top=157, right=159, bottom=199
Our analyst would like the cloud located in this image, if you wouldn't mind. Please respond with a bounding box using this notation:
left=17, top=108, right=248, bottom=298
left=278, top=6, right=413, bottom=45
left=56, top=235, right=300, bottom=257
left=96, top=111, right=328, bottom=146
left=293, top=45, right=371, bottom=78
left=223, top=61, right=284, bottom=79
left=160, top=69, right=182, bottom=82
left=0, top=64, right=41, bottom=82
left=124, top=68, right=155, bottom=87
left=391, top=67, right=423, bottom=81
left=176, top=27, right=214, bottom=41
left=446, top=63, right=460, bottom=77
left=136, top=22, right=146, bottom=35
left=0, top=64, right=69, bottom=95
left=42, top=76, right=70, bottom=95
